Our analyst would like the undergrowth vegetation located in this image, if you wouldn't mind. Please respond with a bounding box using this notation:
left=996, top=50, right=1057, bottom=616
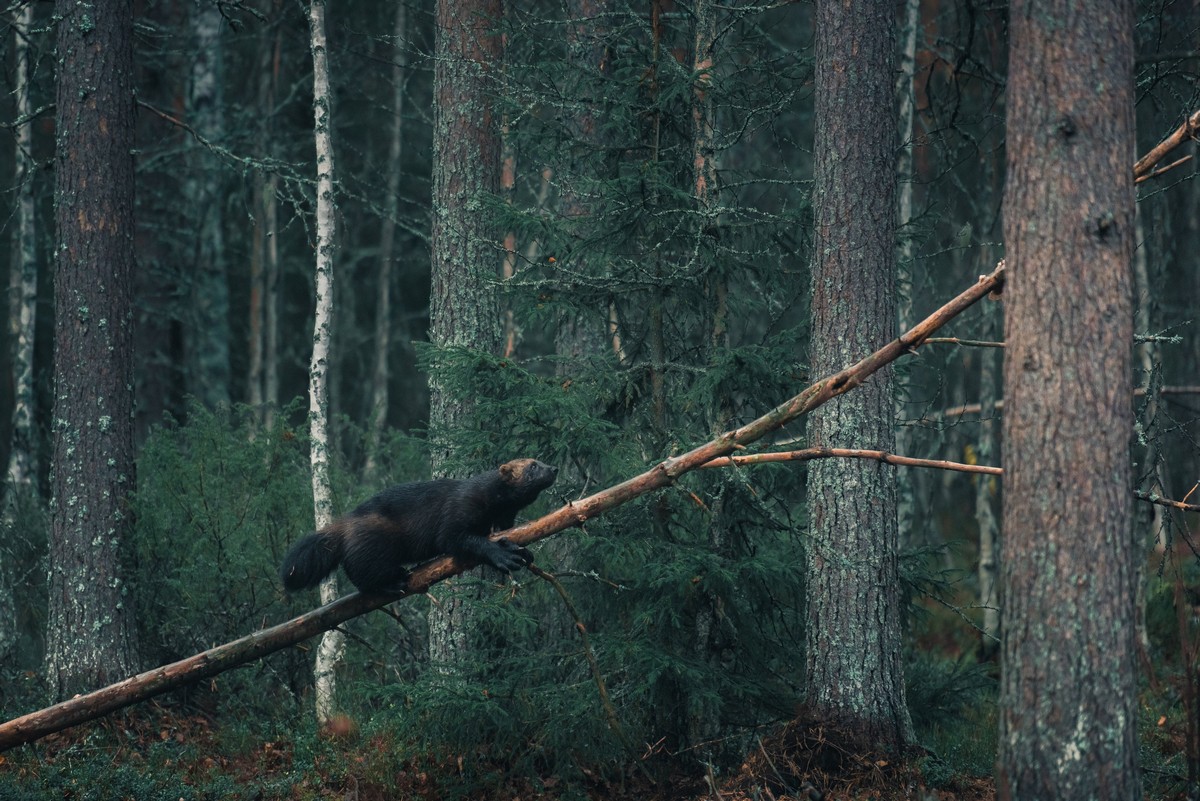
left=0, top=404, right=1014, bottom=799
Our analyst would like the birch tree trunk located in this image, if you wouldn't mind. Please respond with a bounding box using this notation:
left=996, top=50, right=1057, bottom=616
left=307, top=0, right=344, bottom=725
left=998, top=0, right=1140, bottom=795
left=1133, top=206, right=1166, bottom=661
left=426, top=0, right=504, bottom=666
left=184, top=0, right=230, bottom=408
left=2, top=1, right=39, bottom=665
left=46, top=0, right=140, bottom=700
left=803, top=0, right=913, bottom=749
left=7, top=1, right=38, bottom=501
left=974, top=297, right=1001, bottom=659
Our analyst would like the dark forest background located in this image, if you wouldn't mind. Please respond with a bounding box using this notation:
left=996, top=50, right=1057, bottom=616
left=1, top=0, right=1199, bottom=798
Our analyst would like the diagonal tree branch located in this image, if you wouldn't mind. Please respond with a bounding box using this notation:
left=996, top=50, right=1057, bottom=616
left=0, top=263, right=1005, bottom=752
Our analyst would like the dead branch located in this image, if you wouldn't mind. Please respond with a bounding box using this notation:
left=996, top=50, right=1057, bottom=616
left=923, top=337, right=1005, bottom=348
left=1134, top=110, right=1200, bottom=179
left=0, top=264, right=1006, bottom=753
left=527, top=564, right=649, bottom=782
left=1136, top=491, right=1200, bottom=514
left=1135, top=154, right=1193, bottom=184
left=703, top=449, right=1198, bottom=513
left=701, top=448, right=1002, bottom=475
left=931, top=385, right=1200, bottom=420
left=706, top=442, right=1187, bottom=542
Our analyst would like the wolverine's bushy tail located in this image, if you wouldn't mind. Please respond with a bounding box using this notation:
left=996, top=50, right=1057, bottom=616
left=279, top=529, right=343, bottom=591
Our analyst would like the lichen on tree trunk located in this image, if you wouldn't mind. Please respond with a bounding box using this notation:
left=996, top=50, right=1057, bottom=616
left=46, top=0, right=140, bottom=701
left=998, top=0, right=1140, bottom=797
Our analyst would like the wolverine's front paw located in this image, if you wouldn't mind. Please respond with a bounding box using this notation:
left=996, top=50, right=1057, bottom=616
left=490, top=537, right=534, bottom=573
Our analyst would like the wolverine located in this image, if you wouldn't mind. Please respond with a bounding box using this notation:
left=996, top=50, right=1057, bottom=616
left=279, top=459, right=558, bottom=595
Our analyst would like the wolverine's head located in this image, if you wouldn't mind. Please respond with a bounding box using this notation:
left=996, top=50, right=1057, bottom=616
left=499, top=459, right=558, bottom=494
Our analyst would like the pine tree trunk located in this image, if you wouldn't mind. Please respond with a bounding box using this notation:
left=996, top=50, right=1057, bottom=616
left=426, top=0, right=504, bottom=665
left=46, top=0, right=140, bottom=700
left=184, top=0, right=230, bottom=408
left=998, top=0, right=1140, bottom=796
left=307, top=0, right=344, bottom=725
left=802, top=0, right=913, bottom=749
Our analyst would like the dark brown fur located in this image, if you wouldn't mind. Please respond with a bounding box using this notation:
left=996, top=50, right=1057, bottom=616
left=279, top=459, right=557, bottom=594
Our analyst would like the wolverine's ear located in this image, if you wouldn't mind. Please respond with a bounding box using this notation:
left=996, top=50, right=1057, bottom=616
left=499, top=462, right=515, bottom=481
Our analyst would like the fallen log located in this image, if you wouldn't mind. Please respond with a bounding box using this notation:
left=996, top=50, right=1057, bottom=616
left=0, top=264, right=1006, bottom=753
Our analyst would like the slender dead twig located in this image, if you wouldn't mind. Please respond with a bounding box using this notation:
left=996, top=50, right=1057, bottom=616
left=1137, top=491, right=1200, bottom=514
left=702, top=448, right=1200, bottom=514
left=701, top=448, right=1002, bottom=476
left=1135, top=154, right=1193, bottom=184
left=527, top=565, right=653, bottom=782
left=923, top=337, right=1005, bottom=348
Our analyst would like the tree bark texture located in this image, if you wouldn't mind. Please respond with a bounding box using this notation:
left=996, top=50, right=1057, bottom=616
left=803, top=0, right=913, bottom=749
left=998, top=0, right=1139, bottom=798
left=7, top=1, right=39, bottom=499
left=428, top=0, right=503, bottom=449
left=46, top=0, right=140, bottom=700
left=1, top=0, right=39, bottom=665
left=426, top=0, right=504, bottom=665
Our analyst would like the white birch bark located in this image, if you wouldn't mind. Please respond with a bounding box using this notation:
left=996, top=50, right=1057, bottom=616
left=975, top=298, right=1001, bottom=657
left=7, top=2, right=38, bottom=498
left=1133, top=205, right=1165, bottom=657
left=308, top=0, right=344, bottom=725
left=1, top=1, right=38, bottom=663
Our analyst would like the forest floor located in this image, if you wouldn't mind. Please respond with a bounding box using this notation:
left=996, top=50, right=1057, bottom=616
left=0, top=703, right=999, bottom=801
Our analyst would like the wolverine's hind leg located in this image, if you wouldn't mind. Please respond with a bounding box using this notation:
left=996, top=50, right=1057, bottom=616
left=343, top=560, right=411, bottom=595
